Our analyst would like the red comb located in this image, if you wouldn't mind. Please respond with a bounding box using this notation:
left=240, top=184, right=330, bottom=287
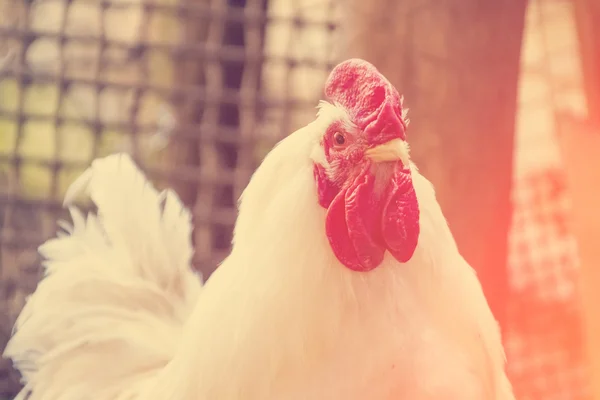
left=324, top=59, right=406, bottom=143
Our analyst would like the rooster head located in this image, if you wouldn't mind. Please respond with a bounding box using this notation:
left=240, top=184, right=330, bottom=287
left=311, top=58, right=419, bottom=272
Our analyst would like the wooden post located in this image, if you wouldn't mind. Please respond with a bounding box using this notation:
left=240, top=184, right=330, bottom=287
left=340, top=0, right=528, bottom=331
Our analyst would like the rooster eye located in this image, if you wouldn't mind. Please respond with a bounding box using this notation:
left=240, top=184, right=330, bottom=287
left=333, top=132, right=346, bottom=146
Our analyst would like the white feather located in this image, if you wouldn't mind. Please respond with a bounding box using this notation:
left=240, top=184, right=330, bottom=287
left=4, top=153, right=201, bottom=400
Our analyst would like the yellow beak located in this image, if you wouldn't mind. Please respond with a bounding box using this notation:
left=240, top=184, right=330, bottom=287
left=365, top=138, right=410, bottom=165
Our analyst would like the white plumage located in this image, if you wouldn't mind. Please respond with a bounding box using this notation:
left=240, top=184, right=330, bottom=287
left=4, top=154, right=201, bottom=400
left=5, top=103, right=514, bottom=399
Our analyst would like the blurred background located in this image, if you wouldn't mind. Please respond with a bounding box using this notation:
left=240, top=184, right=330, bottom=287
left=0, top=0, right=599, bottom=398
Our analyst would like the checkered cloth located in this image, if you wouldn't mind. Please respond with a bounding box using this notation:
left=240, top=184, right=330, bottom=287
left=505, top=168, right=590, bottom=400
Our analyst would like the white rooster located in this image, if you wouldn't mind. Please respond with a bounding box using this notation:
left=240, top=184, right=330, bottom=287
left=4, top=59, right=515, bottom=399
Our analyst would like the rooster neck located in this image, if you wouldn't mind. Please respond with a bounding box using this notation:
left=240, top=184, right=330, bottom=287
left=172, top=159, right=418, bottom=398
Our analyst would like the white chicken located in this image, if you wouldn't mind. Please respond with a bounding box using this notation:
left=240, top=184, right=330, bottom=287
left=4, top=58, right=515, bottom=399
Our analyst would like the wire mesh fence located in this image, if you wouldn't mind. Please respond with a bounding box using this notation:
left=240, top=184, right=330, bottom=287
left=0, top=0, right=593, bottom=398
left=0, top=0, right=340, bottom=395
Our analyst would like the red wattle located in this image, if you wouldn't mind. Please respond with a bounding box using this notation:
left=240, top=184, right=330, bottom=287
left=325, top=166, right=388, bottom=272
left=324, top=163, right=419, bottom=272
left=381, top=165, right=420, bottom=263
left=319, top=163, right=420, bottom=271
left=325, top=187, right=361, bottom=270
left=343, top=171, right=385, bottom=271
left=325, top=182, right=385, bottom=272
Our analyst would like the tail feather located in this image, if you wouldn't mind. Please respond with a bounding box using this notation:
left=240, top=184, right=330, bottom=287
left=4, top=153, right=202, bottom=400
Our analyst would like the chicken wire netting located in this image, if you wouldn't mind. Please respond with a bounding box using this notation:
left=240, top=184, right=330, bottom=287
left=0, top=0, right=341, bottom=394
left=0, top=0, right=592, bottom=398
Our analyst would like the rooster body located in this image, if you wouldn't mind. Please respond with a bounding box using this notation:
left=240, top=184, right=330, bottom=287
left=5, top=59, right=514, bottom=400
